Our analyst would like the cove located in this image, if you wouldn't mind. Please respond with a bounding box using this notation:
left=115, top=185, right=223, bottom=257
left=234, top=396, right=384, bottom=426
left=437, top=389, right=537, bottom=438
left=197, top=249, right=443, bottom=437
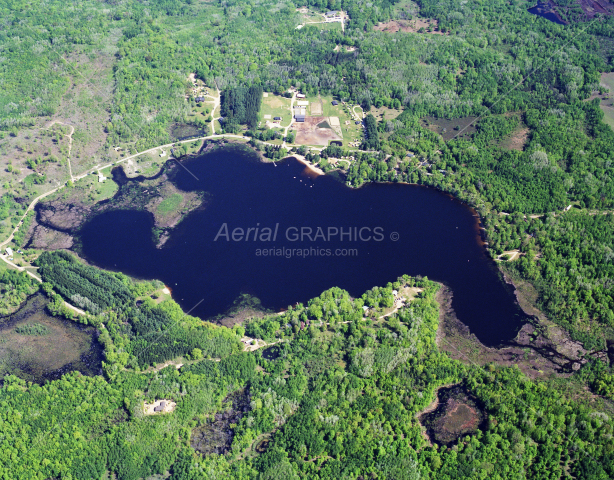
left=77, top=144, right=529, bottom=346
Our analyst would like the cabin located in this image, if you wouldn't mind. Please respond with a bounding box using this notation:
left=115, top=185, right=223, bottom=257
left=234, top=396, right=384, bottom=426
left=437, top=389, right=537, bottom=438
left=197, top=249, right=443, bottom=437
left=332, top=100, right=339, bottom=106
left=355, top=120, right=361, bottom=125
left=296, top=93, right=306, bottom=98
left=5, top=247, right=13, bottom=257
left=273, top=116, right=282, bottom=121
left=195, top=96, right=205, bottom=102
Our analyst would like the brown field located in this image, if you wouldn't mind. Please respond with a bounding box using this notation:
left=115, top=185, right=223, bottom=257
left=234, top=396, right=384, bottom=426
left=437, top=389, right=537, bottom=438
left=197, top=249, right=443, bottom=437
left=295, top=117, right=342, bottom=146
left=374, top=18, right=443, bottom=34
left=499, top=127, right=530, bottom=151
left=421, top=116, right=478, bottom=141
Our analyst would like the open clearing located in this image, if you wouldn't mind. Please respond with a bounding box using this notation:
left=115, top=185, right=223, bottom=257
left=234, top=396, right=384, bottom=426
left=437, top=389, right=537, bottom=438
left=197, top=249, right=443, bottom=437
left=295, top=116, right=343, bottom=146
left=369, top=105, right=403, bottom=122
left=374, top=18, right=443, bottom=34
left=259, top=93, right=292, bottom=128
left=499, top=126, right=530, bottom=151
left=310, top=99, right=323, bottom=116
left=144, top=399, right=176, bottom=415
left=421, top=116, right=478, bottom=141
left=599, top=73, right=614, bottom=129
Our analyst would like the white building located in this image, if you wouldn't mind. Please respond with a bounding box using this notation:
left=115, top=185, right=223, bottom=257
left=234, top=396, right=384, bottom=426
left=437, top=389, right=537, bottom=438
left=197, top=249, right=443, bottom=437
left=5, top=247, right=13, bottom=257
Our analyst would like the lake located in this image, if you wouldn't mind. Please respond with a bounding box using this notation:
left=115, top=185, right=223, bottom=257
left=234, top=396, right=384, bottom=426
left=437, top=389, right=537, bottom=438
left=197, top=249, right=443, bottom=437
left=77, top=144, right=529, bottom=346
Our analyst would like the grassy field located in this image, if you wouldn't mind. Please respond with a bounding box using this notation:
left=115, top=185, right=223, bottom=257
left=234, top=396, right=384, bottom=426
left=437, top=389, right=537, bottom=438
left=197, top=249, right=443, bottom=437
left=259, top=93, right=293, bottom=128
left=599, top=73, right=614, bottom=129
left=369, top=105, right=403, bottom=122
left=157, top=193, right=183, bottom=214
left=313, top=22, right=343, bottom=32
left=300, top=95, right=363, bottom=147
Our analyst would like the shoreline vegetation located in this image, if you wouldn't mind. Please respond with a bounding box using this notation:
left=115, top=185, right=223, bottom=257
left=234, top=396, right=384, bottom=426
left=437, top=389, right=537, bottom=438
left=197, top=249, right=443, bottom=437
left=2, top=0, right=614, bottom=476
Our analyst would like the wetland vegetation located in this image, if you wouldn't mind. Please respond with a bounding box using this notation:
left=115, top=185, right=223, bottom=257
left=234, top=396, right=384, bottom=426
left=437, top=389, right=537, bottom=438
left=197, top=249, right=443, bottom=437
left=2, top=0, right=614, bottom=477
left=0, top=294, right=103, bottom=383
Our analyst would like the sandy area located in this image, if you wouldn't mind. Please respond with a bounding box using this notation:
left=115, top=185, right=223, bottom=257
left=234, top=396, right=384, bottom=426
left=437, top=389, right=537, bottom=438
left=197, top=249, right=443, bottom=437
left=144, top=399, right=176, bottom=415
left=162, top=287, right=171, bottom=295
left=292, top=155, right=325, bottom=175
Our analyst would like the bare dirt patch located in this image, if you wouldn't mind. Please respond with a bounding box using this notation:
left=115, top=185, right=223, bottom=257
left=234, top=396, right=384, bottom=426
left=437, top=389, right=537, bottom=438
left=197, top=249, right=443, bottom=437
left=374, top=18, right=443, bottom=34
left=499, top=127, right=530, bottom=151
left=295, top=116, right=342, bottom=146
left=143, top=399, right=176, bottom=415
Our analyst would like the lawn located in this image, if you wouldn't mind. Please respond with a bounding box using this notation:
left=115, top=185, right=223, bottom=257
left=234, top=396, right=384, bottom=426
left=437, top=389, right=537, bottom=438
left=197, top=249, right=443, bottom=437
left=311, top=21, right=343, bottom=32
left=259, top=93, right=293, bottom=128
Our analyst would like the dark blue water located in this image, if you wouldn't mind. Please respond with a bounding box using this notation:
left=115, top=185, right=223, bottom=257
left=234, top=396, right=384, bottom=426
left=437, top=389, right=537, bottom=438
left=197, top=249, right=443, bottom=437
left=528, top=4, right=567, bottom=25
left=78, top=144, right=529, bottom=346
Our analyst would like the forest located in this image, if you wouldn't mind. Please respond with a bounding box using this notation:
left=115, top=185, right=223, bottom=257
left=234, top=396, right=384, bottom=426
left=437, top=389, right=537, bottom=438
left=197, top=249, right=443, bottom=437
left=1, top=271, right=613, bottom=479
left=2, top=0, right=614, bottom=477
left=221, top=86, right=264, bottom=132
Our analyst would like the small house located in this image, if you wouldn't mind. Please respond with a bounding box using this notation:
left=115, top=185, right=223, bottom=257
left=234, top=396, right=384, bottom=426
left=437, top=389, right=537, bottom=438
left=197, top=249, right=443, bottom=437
left=296, top=93, right=306, bottom=98
left=355, top=120, right=361, bottom=125
left=5, top=247, right=13, bottom=257
left=332, top=100, right=339, bottom=106
left=98, top=172, right=105, bottom=183
left=295, top=115, right=306, bottom=122
left=273, top=116, right=282, bottom=121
